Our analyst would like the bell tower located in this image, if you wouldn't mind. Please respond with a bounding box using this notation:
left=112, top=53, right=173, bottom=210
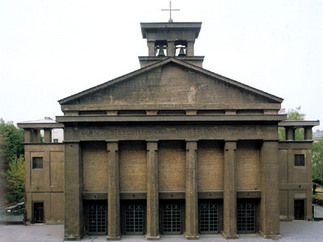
left=139, top=22, right=205, bottom=67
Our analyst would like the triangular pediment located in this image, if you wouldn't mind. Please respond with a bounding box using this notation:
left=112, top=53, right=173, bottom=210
left=59, top=58, right=282, bottom=111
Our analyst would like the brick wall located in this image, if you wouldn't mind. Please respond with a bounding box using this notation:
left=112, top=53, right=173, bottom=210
left=82, top=142, right=108, bottom=191
left=50, top=151, right=64, bottom=186
left=236, top=141, right=260, bottom=190
left=158, top=140, right=185, bottom=191
left=198, top=141, right=224, bottom=190
left=119, top=141, right=146, bottom=191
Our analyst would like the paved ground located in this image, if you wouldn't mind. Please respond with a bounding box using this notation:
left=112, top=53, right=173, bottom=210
left=0, top=221, right=323, bottom=241
left=314, top=204, right=323, bottom=219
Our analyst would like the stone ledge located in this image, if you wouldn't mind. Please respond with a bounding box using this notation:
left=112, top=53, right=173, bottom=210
left=57, top=114, right=285, bottom=123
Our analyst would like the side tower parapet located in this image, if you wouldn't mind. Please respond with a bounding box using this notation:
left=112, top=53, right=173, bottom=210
left=279, top=120, right=320, bottom=141
left=18, top=118, right=64, bottom=144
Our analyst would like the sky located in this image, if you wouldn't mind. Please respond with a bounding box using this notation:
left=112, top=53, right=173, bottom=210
left=0, top=0, right=322, bottom=130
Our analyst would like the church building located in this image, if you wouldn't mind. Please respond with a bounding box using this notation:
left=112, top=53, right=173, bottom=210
left=18, top=19, right=319, bottom=240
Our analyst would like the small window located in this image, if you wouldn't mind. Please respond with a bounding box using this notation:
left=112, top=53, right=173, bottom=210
left=53, top=139, right=58, bottom=143
left=33, top=157, right=43, bottom=169
left=294, top=154, right=305, bottom=166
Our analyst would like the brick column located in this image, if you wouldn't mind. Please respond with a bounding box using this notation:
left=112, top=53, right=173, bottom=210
left=187, top=41, right=194, bottom=56
left=222, top=141, right=238, bottom=239
left=148, top=41, right=155, bottom=56
left=32, top=129, right=40, bottom=143
left=146, top=141, right=160, bottom=240
left=167, top=41, right=175, bottom=56
left=24, top=129, right=32, bottom=143
left=43, top=128, right=52, bottom=143
left=64, top=141, right=84, bottom=240
left=259, top=141, right=280, bottom=239
left=185, top=141, right=199, bottom=239
left=285, top=127, right=295, bottom=141
left=304, top=127, right=312, bottom=140
left=107, top=142, right=121, bottom=240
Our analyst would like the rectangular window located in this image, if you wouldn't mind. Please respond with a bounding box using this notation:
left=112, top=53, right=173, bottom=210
left=121, top=200, right=146, bottom=235
left=199, top=200, right=219, bottom=234
left=237, top=200, right=256, bottom=234
left=85, top=200, right=107, bottom=235
left=32, top=157, right=43, bottom=169
left=294, top=154, right=305, bottom=166
left=160, top=200, right=184, bottom=235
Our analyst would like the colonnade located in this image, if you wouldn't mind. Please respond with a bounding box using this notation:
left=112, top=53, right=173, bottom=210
left=64, top=140, right=280, bottom=240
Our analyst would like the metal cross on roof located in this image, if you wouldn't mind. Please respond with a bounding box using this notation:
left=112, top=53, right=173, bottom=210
left=161, top=1, right=180, bottom=23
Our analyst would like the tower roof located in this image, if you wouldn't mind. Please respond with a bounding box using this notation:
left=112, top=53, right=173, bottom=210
left=140, top=22, right=202, bottom=39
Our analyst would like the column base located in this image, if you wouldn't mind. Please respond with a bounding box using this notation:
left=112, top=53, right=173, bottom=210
left=64, top=234, right=84, bottom=241
left=185, top=235, right=199, bottom=240
left=64, top=231, right=84, bottom=241
left=107, top=235, right=121, bottom=240
left=146, top=235, right=160, bottom=240
left=64, top=237, right=83, bottom=241
left=259, top=231, right=281, bottom=240
left=221, top=231, right=239, bottom=239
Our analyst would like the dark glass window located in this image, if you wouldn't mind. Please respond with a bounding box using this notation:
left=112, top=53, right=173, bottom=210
left=85, top=201, right=107, bottom=235
left=237, top=200, right=256, bottom=234
left=294, top=154, right=305, bottom=166
left=199, top=200, right=219, bottom=233
left=160, top=200, right=184, bottom=235
left=121, top=201, right=146, bottom=235
left=32, top=157, right=43, bottom=169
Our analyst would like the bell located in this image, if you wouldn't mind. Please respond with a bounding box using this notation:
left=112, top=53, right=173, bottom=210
left=157, top=47, right=165, bottom=56
left=178, top=47, right=186, bottom=56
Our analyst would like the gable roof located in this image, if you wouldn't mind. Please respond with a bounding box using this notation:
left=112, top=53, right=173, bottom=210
left=58, top=57, right=283, bottom=105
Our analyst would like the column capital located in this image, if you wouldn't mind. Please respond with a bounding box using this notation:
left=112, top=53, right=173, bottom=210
left=106, top=141, right=118, bottom=152
left=224, top=140, right=237, bottom=150
left=146, top=141, right=158, bottom=151
left=186, top=140, right=198, bottom=151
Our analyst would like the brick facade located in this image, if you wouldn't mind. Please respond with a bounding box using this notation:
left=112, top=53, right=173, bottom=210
left=18, top=21, right=319, bottom=240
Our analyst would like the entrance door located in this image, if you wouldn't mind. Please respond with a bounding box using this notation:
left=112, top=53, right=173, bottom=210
left=199, top=200, right=219, bottom=234
left=160, top=200, right=184, bottom=235
left=121, top=200, right=146, bottom=235
left=237, top=200, right=256, bottom=234
left=33, top=202, right=44, bottom=223
left=85, top=201, right=107, bottom=235
left=294, top=200, right=305, bottom=220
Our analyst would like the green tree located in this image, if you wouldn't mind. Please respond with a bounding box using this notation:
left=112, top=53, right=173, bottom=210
left=313, top=138, right=323, bottom=185
left=0, top=119, right=24, bottom=163
left=0, top=119, right=25, bottom=203
left=1, top=156, right=25, bottom=202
